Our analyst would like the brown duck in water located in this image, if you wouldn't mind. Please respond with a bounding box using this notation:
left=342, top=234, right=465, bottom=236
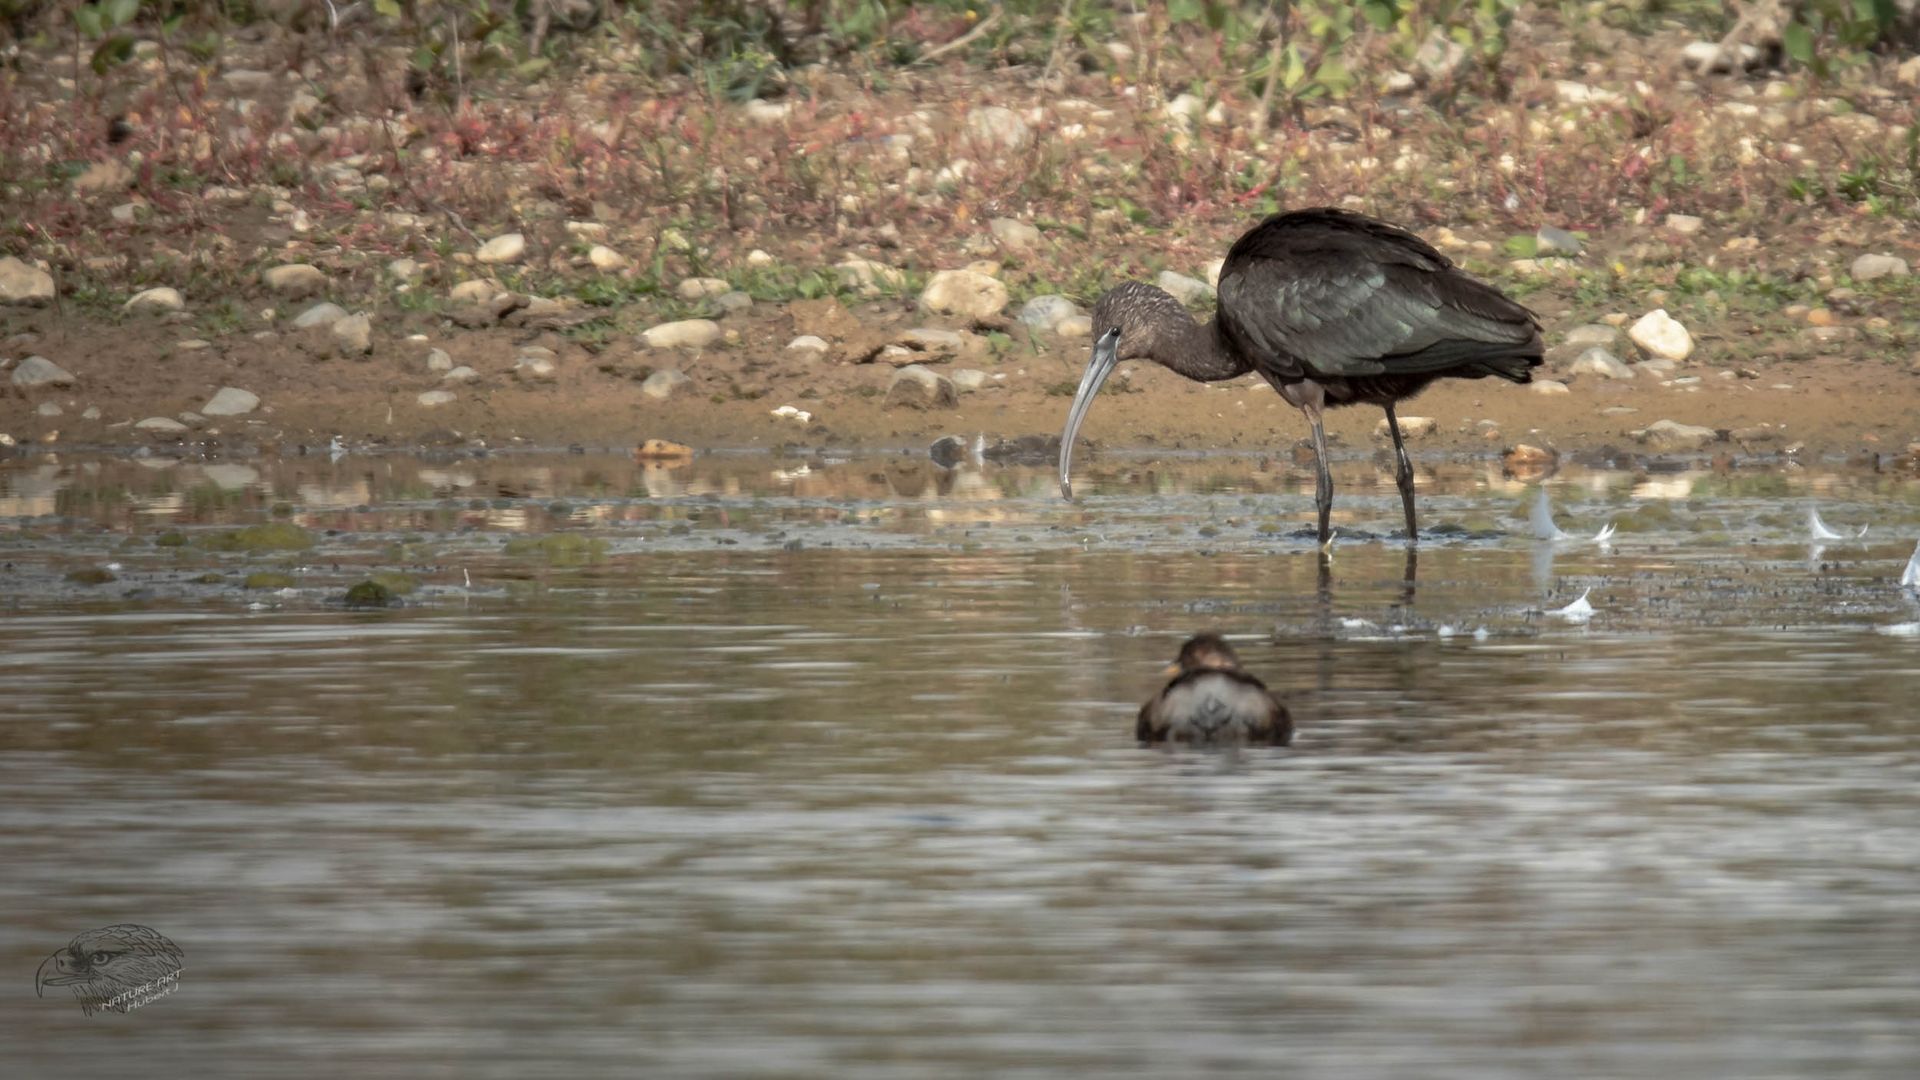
left=1137, top=634, right=1293, bottom=746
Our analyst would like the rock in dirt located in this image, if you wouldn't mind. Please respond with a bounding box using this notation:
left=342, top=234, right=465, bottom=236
left=135, top=416, right=189, bottom=435
left=0, top=256, right=55, bottom=305
left=786, top=335, right=829, bottom=357
left=989, top=218, right=1041, bottom=251
left=1636, top=419, right=1719, bottom=451
left=332, top=313, right=374, bottom=355
left=677, top=277, right=729, bottom=300
left=449, top=280, right=496, bottom=303
left=1562, top=324, right=1619, bottom=349
left=293, top=302, right=348, bottom=329
left=1851, top=253, right=1910, bottom=282
left=426, top=348, right=453, bottom=372
left=642, top=319, right=721, bottom=349
left=835, top=257, right=906, bottom=292
left=10, top=356, right=75, bottom=390
left=1529, top=379, right=1570, bottom=395
left=1020, top=295, right=1083, bottom=332
left=920, top=269, right=1007, bottom=320
left=417, top=390, right=457, bottom=408
left=1374, top=415, right=1437, bottom=440
left=1535, top=226, right=1582, bottom=257
left=125, top=287, right=185, bottom=313
left=476, top=233, right=526, bottom=265
left=1628, top=309, right=1694, bottom=361
left=641, top=369, right=691, bottom=400
left=1057, top=315, right=1093, bottom=339
left=885, top=365, right=958, bottom=410
left=589, top=245, right=628, bottom=270
left=264, top=264, right=328, bottom=298
left=201, top=387, right=260, bottom=416
left=1567, top=347, right=1634, bottom=380
left=513, top=354, right=558, bottom=381
left=966, top=106, right=1032, bottom=152
left=442, top=365, right=480, bottom=384
left=1156, top=271, right=1214, bottom=306
left=951, top=369, right=991, bottom=392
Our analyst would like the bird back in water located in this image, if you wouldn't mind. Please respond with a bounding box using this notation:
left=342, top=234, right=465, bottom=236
left=1137, top=634, right=1292, bottom=746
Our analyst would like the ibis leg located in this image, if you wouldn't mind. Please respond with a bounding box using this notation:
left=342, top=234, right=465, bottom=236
left=1383, top=403, right=1419, bottom=544
left=1305, top=404, right=1333, bottom=548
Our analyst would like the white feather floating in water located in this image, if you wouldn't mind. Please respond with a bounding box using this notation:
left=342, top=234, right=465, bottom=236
left=1531, top=488, right=1616, bottom=546
left=1808, top=507, right=1867, bottom=542
left=1901, top=540, right=1920, bottom=593
left=1548, top=588, right=1596, bottom=624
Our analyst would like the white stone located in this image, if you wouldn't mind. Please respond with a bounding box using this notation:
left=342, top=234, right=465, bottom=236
left=1628, top=309, right=1694, bottom=361
left=200, top=387, right=260, bottom=416
left=988, top=218, right=1041, bottom=251
left=1851, top=253, right=1910, bottom=282
left=1562, top=324, right=1618, bottom=348
left=449, top=280, right=496, bottom=303
left=642, top=319, right=721, bottom=349
left=1156, top=271, right=1214, bottom=306
left=263, top=263, right=327, bottom=297
left=387, top=258, right=422, bottom=281
left=1567, top=347, right=1634, bottom=380
left=1057, top=315, right=1093, bottom=339
left=1555, top=80, right=1622, bottom=105
left=426, top=348, right=453, bottom=372
left=744, top=99, right=792, bottom=125
left=0, top=256, right=56, bottom=304
left=835, top=258, right=906, bottom=292
left=135, top=416, right=189, bottom=434
left=952, top=369, right=991, bottom=392
left=1665, top=214, right=1704, bottom=235
left=589, top=245, right=628, bottom=270
left=641, top=369, right=691, bottom=400
left=442, top=365, right=480, bottom=384
left=292, top=302, right=348, bottom=329
left=513, top=355, right=557, bottom=381
left=746, top=249, right=774, bottom=267
left=332, top=312, right=373, bottom=355
left=476, top=233, right=526, bottom=265
left=965, top=106, right=1032, bottom=152
left=1374, top=415, right=1437, bottom=440
left=417, top=390, right=457, bottom=408
left=920, top=269, right=1008, bottom=320
left=787, top=335, right=830, bottom=356
left=1019, top=295, right=1083, bottom=332
left=125, top=287, right=185, bottom=313
left=1530, top=379, right=1571, bottom=395
left=676, top=277, right=729, bottom=300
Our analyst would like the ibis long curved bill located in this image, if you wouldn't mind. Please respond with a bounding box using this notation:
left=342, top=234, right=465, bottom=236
left=1058, top=326, right=1121, bottom=500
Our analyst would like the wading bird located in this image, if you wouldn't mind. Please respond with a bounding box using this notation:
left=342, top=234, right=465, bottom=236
left=1137, top=633, right=1292, bottom=746
left=1059, top=208, right=1543, bottom=546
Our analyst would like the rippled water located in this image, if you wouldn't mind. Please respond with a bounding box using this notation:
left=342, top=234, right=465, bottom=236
left=4, top=450, right=1919, bottom=1077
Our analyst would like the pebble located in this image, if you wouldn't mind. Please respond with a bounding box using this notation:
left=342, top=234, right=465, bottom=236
left=951, top=369, right=992, bottom=392
left=292, top=302, right=348, bottom=329
left=920, top=269, right=1008, bottom=320
left=715, top=291, right=753, bottom=313
left=900, top=328, right=965, bottom=355
left=1057, top=315, right=1093, bottom=339
left=564, top=221, right=608, bottom=240
left=0, top=256, right=56, bottom=304
left=744, top=99, right=793, bottom=125
left=1567, top=346, right=1634, bottom=380
left=786, top=335, right=830, bottom=356
left=589, top=245, right=628, bottom=270
left=135, top=416, right=189, bottom=434
left=426, top=347, right=453, bottom=372
left=200, top=387, right=260, bottom=416
left=1156, top=270, right=1214, bottom=306
left=36, top=402, right=61, bottom=417
left=442, top=365, right=480, bottom=384
left=885, top=365, right=958, bottom=410
left=1374, top=415, right=1437, bottom=439
left=1665, top=214, right=1704, bottom=235
left=642, top=319, right=721, bottom=349
left=513, top=355, right=557, bottom=381
left=1639, top=357, right=1677, bottom=375
left=641, top=369, right=691, bottom=400
left=332, top=312, right=373, bottom=355
left=1851, top=253, right=1909, bottom=281
left=1800, top=326, right=1858, bottom=344
left=388, top=258, right=422, bottom=282
left=10, top=355, right=76, bottom=389
left=449, top=280, right=496, bottom=303
left=1529, top=379, right=1570, bottom=395
left=966, top=106, right=1033, bottom=152
left=417, top=390, right=457, bottom=408
left=1020, top=295, right=1083, bottom=332
left=1628, top=308, right=1694, bottom=361
left=746, top=249, right=774, bottom=267
left=264, top=263, right=327, bottom=298
left=989, top=218, right=1041, bottom=250
left=677, top=277, right=729, bottom=300
left=476, top=233, right=526, bottom=265
left=1636, top=419, right=1718, bottom=451
left=125, top=287, right=185, bottom=313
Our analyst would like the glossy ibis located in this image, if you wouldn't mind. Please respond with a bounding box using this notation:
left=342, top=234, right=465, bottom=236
left=1059, top=208, right=1544, bottom=546
left=1137, top=633, right=1292, bottom=746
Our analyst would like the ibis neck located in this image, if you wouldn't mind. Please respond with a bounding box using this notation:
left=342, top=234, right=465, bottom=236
left=1149, top=316, right=1251, bottom=383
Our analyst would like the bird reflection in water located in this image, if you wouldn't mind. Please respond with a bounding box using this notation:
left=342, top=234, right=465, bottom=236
left=1137, top=634, right=1293, bottom=747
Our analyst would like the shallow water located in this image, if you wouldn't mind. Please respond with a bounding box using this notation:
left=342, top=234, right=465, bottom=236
left=4, top=449, right=1919, bottom=1078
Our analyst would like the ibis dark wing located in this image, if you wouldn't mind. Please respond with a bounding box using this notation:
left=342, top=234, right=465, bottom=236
left=1217, top=208, right=1540, bottom=381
